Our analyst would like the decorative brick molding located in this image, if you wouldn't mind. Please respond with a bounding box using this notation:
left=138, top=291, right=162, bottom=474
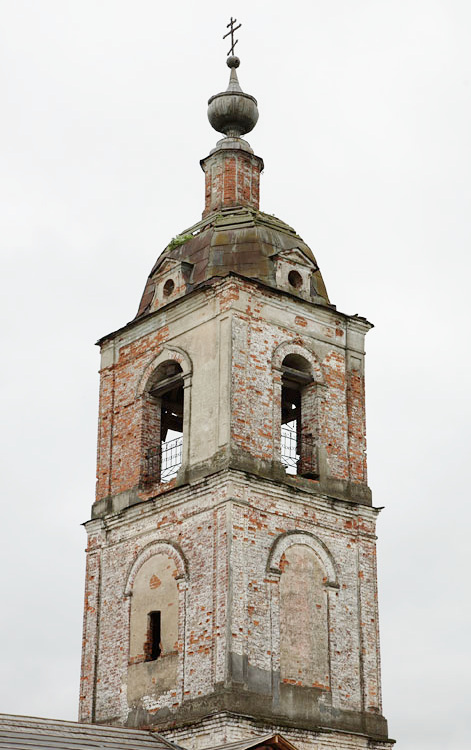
left=124, top=540, right=189, bottom=596
left=266, top=530, right=339, bottom=587
left=272, top=341, right=325, bottom=385
left=136, top=345, right=193, bottom=398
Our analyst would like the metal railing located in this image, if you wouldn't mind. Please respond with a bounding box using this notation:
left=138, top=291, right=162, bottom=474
left=281, top=422, right=298, bottom=474
left=281, top=423, right=318, bottom=478
left=145, top=436, right=183, bottom=485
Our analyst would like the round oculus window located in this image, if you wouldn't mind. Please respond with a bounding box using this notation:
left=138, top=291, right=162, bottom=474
left=163, top=278, right=175, bottom=297
left=288, top=270, right=303, bottom=289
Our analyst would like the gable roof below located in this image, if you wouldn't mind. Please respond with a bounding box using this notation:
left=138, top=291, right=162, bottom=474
left=0, top=715, right=301, bottom=750
left=0, top=714, right=180, bottom=750
left=202, top=733, right=300, bottom=750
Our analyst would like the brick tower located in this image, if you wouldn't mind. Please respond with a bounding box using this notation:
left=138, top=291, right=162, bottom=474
left=80, top=44, right=394, bottom=750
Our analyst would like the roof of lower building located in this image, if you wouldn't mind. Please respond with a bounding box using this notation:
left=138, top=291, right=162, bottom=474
left=0, top=714, right=179, bottom=750
left=205, top=733, right=299, bottom=750
left=0, top=716, right=300, bottom=750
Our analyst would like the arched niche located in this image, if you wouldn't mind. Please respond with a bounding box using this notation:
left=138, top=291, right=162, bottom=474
left=266, top=531, right=339, bottom=691
left=124, top=540, right=189, bottom=594
left=123, top=541, right=188, bottom=706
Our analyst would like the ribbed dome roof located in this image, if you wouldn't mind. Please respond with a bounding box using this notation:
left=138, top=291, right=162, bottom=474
left=135, top=206, right=330, bottom=319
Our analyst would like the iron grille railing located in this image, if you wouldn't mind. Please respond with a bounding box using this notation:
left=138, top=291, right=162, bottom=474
left=281, top=423, right=318, bottom=478
left=145, top=436, right=183, bottom=485
left=281, top=422, right=298, bottom=474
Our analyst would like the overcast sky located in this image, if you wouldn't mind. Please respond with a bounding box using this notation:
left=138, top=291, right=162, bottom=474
left=0, top=2, right=470, bottom=749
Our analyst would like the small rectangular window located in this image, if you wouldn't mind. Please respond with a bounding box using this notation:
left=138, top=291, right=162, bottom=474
left=145, top=611, right=162, bottom=661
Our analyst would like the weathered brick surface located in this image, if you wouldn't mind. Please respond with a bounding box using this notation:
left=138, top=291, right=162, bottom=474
left=93, top=277, right=370, bottom=506
left=201, top=146, right=263, bottom=217
left=162, top=713, right=394, bottom=750
left=81, top=275, right=389, bottom=747
left=80, top=471, right=384, bottom=729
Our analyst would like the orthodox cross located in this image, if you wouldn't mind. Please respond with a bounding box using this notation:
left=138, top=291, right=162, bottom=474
left=223, top=17, right=241, bottom=56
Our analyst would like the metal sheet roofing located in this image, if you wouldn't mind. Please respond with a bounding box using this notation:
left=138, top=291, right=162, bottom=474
left=134, top=207, right=329, bottom=320
left=0, top=714, right=179, bottom=750
left=204, top=733, right=299, bottom=750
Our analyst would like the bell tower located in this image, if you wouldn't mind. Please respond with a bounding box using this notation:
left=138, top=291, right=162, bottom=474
left=80, top=33, right=394, bottom=750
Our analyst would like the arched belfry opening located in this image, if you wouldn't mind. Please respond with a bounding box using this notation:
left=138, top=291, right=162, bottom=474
left=142, top=361, right=184, bottom=485
left=281, top=354, right=319, bottom=478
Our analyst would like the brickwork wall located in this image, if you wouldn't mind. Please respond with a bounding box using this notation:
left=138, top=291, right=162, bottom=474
left=227, top=279, right=367, bottom=486
left=80, top=472, right=383, bottom=730
left=299, top=381, right=319, bottom=474
left=81, top=480, right=229, bottom=722
left=346, top=356, right=368, bottom=483
left=162, top=713, right=394, bottom=750
left=82, top=275, right=385, bottom=742
left=96, top=326, right=170, bottom=501
left=79, top=535, right=102, bottom=722
left=94, top=277, right=369, bottom=507
left=201, top=147, right=262, bottom=217
left=140, top=392, right=161, bottom=485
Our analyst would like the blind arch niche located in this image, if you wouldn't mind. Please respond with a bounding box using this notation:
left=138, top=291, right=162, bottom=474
left=267, top=531, right=338, bottom=691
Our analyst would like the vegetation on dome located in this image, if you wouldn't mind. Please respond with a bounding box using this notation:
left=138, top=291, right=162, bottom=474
left=167, top=233, right=194, bottom=251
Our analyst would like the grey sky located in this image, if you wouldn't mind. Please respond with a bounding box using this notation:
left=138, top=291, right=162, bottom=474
left=1, top=2, right=470, bottom=749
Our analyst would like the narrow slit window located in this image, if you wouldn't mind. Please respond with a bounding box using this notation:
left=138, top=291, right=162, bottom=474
left=145, top=611, right=162, bottom=661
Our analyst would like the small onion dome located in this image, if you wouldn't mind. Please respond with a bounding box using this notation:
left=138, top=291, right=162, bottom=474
left=207, top=56, right=259, bottom=138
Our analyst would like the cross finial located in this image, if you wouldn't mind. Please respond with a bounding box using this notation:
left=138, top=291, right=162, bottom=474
left=223, top=17, right=241, bottom=57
